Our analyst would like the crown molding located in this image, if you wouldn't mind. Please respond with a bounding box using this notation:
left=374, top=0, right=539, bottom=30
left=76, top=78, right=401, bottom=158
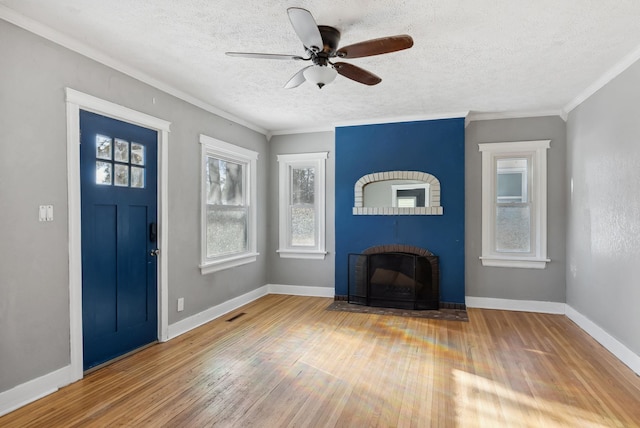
left=0, top=6, right=267, bottom=136
left=564, top=43, right=640, bottom=115
left=466, top=109, right=566, bottom=126
left=333, top=111, right=469, bottom=129
left=268, top=111, right=471, bottom=137
left=267, top=126, right=336, bottom=139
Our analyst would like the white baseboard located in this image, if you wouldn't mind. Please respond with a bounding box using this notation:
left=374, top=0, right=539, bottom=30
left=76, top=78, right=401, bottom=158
left=166, top=285, right=332, bottom=340
left=167, top=285, right=269, bottom=340
left=267, top=284, right=334, bottom=298
left=565, top=305, right=640, bottom=376
left=0, top=365, right=73, bottom=417
left=465, top=296, right=566, bottom=314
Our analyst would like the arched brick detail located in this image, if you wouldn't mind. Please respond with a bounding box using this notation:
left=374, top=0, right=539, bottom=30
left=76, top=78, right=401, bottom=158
left=363, top=244, right=434, bottom=257
left=353, top=170, right=441, bottom=210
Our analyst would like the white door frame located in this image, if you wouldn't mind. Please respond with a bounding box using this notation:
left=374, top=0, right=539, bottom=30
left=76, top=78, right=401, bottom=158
left=65, top=88, right=171, bottom=381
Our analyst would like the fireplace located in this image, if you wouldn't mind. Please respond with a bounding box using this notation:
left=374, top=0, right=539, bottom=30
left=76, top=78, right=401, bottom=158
left=348, top=245, right=439, bottom=310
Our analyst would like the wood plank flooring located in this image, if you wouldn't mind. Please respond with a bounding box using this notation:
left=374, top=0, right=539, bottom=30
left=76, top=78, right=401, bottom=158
left=2, top=294, right=640, bottom=427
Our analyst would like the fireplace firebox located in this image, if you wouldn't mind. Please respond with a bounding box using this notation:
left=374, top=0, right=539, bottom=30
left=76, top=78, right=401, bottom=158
left=348, top=249, right=439, bottom=310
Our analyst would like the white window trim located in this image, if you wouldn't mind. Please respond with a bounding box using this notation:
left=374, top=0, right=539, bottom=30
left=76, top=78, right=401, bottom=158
left=478, top=140, right=551, bottom=269
left=199, top=134, right=259, bottom=274
left=277, top=152, right=328, bottom=260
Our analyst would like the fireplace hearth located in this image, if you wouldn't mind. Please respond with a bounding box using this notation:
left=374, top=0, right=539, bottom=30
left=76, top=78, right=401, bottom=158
left=348, top=245, right=439, bottom=310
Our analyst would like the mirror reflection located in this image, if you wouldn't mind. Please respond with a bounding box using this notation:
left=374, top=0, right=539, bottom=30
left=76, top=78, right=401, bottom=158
left=364, top=180, right=430, bottom=208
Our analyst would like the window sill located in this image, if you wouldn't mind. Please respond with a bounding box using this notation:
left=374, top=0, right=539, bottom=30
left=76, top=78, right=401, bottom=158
left=277, top=249, right=327, bottom=260
left=200, top=252, right=259, bottom=275
left=480, top=256, right=550, bottom=269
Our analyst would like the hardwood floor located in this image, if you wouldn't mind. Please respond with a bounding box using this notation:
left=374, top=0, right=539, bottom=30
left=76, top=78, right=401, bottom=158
left=2, top=294, right=640, bottom=427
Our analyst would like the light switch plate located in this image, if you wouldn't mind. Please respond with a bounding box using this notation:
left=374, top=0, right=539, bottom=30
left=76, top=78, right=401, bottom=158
left=39, top=205, right=54, bottom=222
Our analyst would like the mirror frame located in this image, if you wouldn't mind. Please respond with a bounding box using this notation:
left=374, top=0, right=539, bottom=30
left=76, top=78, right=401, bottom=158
left=353, top=170, right=443, bottom=215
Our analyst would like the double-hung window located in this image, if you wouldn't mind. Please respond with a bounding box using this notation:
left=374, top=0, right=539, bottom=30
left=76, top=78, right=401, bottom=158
left=277, top=152, right=328, bottom=259
left=200, top=135, right=258, bottom=274
left=478, top=140, right=550, bottom=269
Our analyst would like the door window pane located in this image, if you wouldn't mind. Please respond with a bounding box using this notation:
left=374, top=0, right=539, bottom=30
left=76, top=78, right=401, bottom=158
left=114, top=164, right=129, bottom=187
left=131, top=143, right=145, bottom=165
left=96, top=135, right=112, bottom=160
left=114, top=139, right=129, bottom=163
left=131, top=166, right=145, bottom=188
left=96, top=161, right=112, bottom=185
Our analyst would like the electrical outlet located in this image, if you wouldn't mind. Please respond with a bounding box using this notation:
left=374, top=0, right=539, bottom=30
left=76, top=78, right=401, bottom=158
left=177, top=297, right=184, bottom=312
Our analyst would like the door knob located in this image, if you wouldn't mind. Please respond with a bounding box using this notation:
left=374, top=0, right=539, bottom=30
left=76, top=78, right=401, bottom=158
left=150, top=249, right=160, bottom=257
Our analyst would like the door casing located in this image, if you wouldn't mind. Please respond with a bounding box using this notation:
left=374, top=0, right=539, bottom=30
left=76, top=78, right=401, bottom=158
left=66, top=88, right=171, bottom=381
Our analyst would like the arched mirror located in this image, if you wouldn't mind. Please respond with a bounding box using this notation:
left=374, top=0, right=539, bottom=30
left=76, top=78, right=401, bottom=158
left=353, top=171, right=443, bottom=215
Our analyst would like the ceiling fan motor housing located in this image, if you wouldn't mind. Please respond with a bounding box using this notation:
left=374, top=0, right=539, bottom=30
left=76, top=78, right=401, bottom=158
left=309, top=25, right=341, bottom=66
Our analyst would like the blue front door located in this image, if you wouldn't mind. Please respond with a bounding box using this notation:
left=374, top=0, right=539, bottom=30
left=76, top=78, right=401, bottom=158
left=80, top=110, right=158, bottom=370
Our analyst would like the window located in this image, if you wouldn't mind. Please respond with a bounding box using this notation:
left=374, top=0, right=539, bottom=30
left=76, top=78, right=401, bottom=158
left=478, top=140, right=550, bottom=269
left=277, top=152, right=328, bottom=259
left=200, top=135, right=258, bottom=274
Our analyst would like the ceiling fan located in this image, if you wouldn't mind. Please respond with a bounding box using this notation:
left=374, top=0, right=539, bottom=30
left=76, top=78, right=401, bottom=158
left=226, top=7, right=414, bottom=89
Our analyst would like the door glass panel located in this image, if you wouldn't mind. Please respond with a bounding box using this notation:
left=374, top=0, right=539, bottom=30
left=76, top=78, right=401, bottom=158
left=96, top=161, right=112, bottom=185
left=131, top=166, right=145, bottom=188
left=114, top=164, right=129, bottom=187
left=114, top=139, right=129, bottom=163
left=131, top=143, right=145, bottom=165
left=96, top=135, right=112, bottom=160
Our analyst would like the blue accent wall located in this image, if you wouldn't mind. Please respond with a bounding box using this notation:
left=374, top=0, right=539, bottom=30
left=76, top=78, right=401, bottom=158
left=335, top=118, right=465, bottom=304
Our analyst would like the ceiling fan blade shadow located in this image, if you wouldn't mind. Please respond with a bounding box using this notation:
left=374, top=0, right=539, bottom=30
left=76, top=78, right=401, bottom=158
left=226, top=52, right=305, bottom=60
left=337, top=35, right=413, bottom=58
left=334, top=62, right=381, bottom=85
left=287, top=7, right=323, bottom=52
left=284, top=66, right=312, bottom=89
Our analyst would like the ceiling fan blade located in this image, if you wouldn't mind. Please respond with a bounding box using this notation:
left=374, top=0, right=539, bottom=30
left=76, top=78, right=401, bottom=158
left=337, top=35, right=413, bottom=59
left=226, top=52, right=305, bottom=61
left=284, top=66, right=312, bottom=89
left=334, top=62, right=381, bottom=85
left=287, top=7, right=323, bottom=52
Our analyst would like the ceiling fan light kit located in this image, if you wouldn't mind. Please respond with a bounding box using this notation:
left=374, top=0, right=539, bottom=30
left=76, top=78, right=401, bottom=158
left=303, top=65, right=338, bottom=88
left=225, top=7, right=413, bottom=89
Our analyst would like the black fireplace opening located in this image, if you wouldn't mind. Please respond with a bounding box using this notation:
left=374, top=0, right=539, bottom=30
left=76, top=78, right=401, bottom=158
left=348, top=252, right=439, bottom=310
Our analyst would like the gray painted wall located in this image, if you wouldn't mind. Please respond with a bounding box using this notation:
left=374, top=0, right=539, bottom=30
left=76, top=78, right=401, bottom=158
left=267, top=132, right=335, bottom=289
left=465, top=117, right=567, bottom=302
left=566, top=59, right=640, bottom=356
left=0, top=20, right=268, bottom=393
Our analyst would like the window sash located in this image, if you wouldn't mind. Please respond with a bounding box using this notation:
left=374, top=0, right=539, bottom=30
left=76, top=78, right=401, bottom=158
left=479, top=140, right=550, bottom=269
left=289, top=202, right=316, bottom=247
left=200, top=135, right=258, bottom=274
left=277, top=152, right=327, bottom=259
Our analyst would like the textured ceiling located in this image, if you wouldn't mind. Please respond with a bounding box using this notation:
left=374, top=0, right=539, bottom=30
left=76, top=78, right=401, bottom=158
left=2, top=0, right=640, bottom=134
